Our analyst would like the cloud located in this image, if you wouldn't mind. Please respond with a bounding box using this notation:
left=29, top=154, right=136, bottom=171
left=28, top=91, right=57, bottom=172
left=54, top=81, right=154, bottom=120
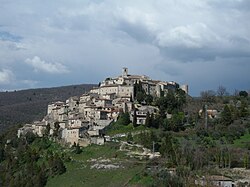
left=25, top=56, right=69, bottom=74
left=0, top=69, right=14, bottom=85
left=0, top=68, right=39, bottom=90
left=20, top=80, right=39, bottom=88
left=156, top=23, right=218, bottom=49
left=0, top=0, right=249, bottom=95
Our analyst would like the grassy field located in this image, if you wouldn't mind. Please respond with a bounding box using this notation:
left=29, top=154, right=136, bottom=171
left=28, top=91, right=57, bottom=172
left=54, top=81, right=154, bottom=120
left=46, top=142, right=146, bottom=187
left=129, top=174, right=154, bottom=186
left=105, top=123, right=148, bottom=136
left=233, top=132, right=250, bottom=148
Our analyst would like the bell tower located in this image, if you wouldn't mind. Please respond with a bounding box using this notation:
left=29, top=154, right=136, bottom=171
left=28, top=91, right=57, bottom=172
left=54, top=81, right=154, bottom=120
left=122, top=67, right=128, bottom=77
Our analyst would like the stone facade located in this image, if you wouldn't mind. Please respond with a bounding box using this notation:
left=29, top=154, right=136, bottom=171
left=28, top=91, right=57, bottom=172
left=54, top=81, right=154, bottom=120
left=17, top=68, right=187, bottom=147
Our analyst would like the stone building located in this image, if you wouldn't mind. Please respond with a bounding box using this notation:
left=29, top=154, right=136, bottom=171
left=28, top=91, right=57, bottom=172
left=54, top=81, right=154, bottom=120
left=90, top=68, right=188, bottom=99
left=17, top=67, right=187, bottom=147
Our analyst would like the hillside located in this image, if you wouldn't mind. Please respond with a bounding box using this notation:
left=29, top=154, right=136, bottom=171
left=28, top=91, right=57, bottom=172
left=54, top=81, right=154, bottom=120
left=0, top=91, right=249, bottom=186
left=0, top=84, right=96, bottom=133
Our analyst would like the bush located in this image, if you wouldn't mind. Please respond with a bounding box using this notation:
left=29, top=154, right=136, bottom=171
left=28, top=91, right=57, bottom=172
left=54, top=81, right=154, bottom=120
left=154, top=170, right=184, bottom=187
left=25, top=131, right=37, bottom=144
left=49, top=155, right=66, bottom=176
left=74, top=143, right=82, bottom=154
left=210, top=131, right=221, bottom=140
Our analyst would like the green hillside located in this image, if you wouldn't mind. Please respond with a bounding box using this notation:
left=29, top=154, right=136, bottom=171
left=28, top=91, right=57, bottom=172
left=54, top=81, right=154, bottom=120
left=0, top=89, right=249, bottom=186
left=46, top=143, right=145, bottom=187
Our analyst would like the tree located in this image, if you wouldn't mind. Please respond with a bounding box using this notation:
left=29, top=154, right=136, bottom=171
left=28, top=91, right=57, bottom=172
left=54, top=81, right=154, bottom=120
left=50, top=155, right=66, bottom=176
left=53, top=122, right=60, bottom=137
left=153, top=169, right=184, bottom=187
left=136, top=92, right=145, bottom=103
left=169, top=112, right=185, bottom=131
left=25, top=131, right=36, bottom=144
left=134, top=81, right=149, bottom=104
left=239, top=100, right=249, bottom=117
left=45, top=123, right=51, bottom=136
left=134, top=81, right=144, bottom=98
left=145, top=112, right=151, bottom=128
left=155, top=96, right=168, bottom=117
left=200, top=90, right=216, bottom=103
left=155, top=89, right=186, bottom=115
left=117, top=112, right=131, bottom=125
left=239, top=90, right=248, bottom=97
left=151, top=113, right=161, bottom=129
left=34, top=171, right=47, bottom=187
left=159, top=133, right=178, bottom=165
left=217, top=85, right=227, bottom=97
left=132, top=109, right=138, bottom=127
left=74, top=143, right=82, bottom=154
left=145, top=94, right=153, bottom=105
left=233, top=89, right=239, bottom=97
left=221, top=105, right=233, bottom=125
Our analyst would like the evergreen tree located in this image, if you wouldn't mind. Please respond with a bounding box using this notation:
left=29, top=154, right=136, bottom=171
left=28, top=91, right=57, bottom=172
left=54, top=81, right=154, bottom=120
left=53, top=121, right=60, bottom=137
left=117, top=112, right=131, bottom=125
left=221, top=105, right=233, bottom=125
left=133, top=109, right=138, bottom=127
left=239, top=90, right=248, bottom=97
left=45, top=123, right=51, bottom=136
left=239, top=100, right=249, bottom=117
left=136, top=92, right=145, bottom=103
left=145, top=112, right=151, bottom=128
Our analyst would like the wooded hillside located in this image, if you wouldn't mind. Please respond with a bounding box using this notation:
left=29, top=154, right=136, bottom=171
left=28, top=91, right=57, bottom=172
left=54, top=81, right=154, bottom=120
left=0, top=84, right=96, bottom=133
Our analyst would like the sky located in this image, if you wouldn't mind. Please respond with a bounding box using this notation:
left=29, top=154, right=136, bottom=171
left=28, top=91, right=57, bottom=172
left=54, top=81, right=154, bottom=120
left=0, top=0, right=249, bottom=96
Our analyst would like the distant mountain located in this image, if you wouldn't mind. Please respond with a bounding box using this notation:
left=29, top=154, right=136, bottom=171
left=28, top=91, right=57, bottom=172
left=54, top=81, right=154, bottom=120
left=0, top=84, right=96, bottom=133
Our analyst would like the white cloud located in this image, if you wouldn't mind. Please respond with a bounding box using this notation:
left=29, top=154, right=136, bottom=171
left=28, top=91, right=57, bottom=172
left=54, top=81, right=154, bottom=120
left=156, top=23, right=219, bottom=48
left=25, top=56, right=69, bottom=74
left=0, top=0, right=249, bottom=94
left=0, top=69, right=15, bottom=85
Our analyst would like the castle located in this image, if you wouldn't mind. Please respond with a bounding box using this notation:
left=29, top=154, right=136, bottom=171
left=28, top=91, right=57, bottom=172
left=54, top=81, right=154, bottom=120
left=18, top=68, right=188, bottom=147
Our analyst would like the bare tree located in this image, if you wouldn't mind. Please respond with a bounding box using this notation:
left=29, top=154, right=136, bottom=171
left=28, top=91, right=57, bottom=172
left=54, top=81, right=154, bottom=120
left=217, top=85, right=227, bottom=97
left=233, top=89, right=239, bottom=97
left=200, top=90, right=216, bottom=102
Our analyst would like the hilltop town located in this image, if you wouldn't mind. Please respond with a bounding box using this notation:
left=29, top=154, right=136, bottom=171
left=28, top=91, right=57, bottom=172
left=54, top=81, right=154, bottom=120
left=17, top=68, right=188, bottom=147
left=1, top=68, right=249, bottom=186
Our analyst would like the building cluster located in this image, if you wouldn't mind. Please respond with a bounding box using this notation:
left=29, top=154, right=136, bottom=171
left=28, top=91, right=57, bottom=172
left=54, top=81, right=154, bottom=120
left=18, top=68, right=188, bottom=147
left=91, top=67, right=188, bottom=98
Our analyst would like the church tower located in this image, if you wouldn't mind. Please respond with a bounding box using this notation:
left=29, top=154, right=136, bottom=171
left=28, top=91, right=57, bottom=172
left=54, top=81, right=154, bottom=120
left=122, top=67, right=128, bottom=77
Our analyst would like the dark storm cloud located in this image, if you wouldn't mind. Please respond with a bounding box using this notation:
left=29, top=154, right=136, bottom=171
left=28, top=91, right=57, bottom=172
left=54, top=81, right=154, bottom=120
left=0, top=0, right=249, bottom=95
